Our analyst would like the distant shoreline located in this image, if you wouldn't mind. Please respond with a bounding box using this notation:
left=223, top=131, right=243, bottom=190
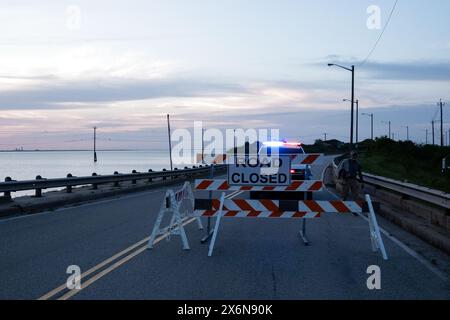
left=0, top=149, right=168, bottom=153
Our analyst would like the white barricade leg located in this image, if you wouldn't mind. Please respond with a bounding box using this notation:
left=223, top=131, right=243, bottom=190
left=365, top=194, right=388, bottom=260
left=367, top=209, right=379, bottom=252
left=185, top=181, right=204, bottom=230
left=174, top=198, right=190, bottom=250
left=196, top=217, right=204, bottom=230
left=207, top=192, right=226, bottom=257
left=147, top=190, right=171, bottom=249
left=299, top=219, right=309, bottom=246
left=147, top=190, right=191, bottom=251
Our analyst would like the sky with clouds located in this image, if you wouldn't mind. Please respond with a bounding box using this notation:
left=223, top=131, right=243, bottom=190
left=0, top=0, right=449, bottom=150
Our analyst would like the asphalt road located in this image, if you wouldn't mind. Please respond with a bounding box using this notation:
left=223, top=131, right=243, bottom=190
left=0, top=156, right=448, bottom=300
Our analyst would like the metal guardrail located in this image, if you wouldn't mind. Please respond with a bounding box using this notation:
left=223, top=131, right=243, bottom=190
left=362, top=173, right=450, bottom=210
left=0, top=165, right=226, bottom=199
left=332, top=155, right=450, bottom=210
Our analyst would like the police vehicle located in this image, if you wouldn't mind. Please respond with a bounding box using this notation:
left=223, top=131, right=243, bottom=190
left=249, top=141, right=314, bottom=200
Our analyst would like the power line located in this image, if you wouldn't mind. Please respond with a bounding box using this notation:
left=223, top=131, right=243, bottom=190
left=360, top=0, right=399, bottom=66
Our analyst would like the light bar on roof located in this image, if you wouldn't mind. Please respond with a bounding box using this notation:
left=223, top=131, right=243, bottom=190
left=284, top=142, right=302, bottom=147
left=263, top=141, right=302, bottom=147
left=263, top=141, right=284, bottom=147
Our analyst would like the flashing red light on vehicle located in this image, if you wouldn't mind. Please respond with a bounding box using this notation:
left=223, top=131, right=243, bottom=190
left=290, top=169, right=296, bottom=174
left=264, top=141, right=302, bottom=148
left=284, top=142, right=302, bottom=147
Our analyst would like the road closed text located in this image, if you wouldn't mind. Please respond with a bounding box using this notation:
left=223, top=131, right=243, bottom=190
left=228, top=156, right=291, bottom=186
left=230, top=172, right=288, bottom=185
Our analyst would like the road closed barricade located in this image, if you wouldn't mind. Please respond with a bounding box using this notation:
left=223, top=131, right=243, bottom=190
left=148, top=153, right=388, bottom=260
left=147, top=182, right=203, bottom=251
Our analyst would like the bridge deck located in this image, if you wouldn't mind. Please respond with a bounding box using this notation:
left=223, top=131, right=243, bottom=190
left=0, top=156, right=448, bottom=300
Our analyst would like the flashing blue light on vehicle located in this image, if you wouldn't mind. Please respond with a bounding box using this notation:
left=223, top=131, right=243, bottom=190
left=263, top=141, right=285, bottom=147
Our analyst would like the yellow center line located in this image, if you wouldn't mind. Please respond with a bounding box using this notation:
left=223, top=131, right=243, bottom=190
left=58, top=217, right=197, bottom=300
left=39, top=190, right=244, bottom=300
left=38, top=236, right=150, bottom=300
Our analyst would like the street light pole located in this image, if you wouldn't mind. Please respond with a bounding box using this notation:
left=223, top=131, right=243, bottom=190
left=351, top=66, right=355, bottom=147
left=362, top=113, right=374, bottom=140
left=328, top=63, right=355, bottom=149
left=355, top=99, right=359, bottom=144
left=432, top=120, right=435, bottom=145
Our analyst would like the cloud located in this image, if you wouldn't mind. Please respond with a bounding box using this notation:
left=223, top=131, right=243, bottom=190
left=361, top=61, right=450, bottom=81
left=319, top=55, right=450, bottom=81
left=0, top=77, right=248, bottom=110
left=0, top=74, right=57, bottom=80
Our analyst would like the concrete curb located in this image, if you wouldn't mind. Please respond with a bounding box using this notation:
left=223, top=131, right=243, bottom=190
left=368, top=193, right=450, bottom=256
left=378, top=205, right=450, bottom=255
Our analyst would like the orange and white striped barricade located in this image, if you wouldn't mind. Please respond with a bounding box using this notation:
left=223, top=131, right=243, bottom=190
left=194, top=178, right=325, bottom=245
left=195, top=179, right=324, bottom=192
left=147, top=182, right=203, bottom=251
left=289, top=154, right=324, bottom=166
left=193, top=196, right=388, bottom=260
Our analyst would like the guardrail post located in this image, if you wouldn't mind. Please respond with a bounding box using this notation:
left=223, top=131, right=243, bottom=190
left=92, top=173, right=98, bottom=190
left=132, top=170, right=138, bottom=184
left=4, top=177, right=12, bottom=200
left=35, top=175, right=43, bottom=197
left=148, top=169, right=153, bottom=182
left=66, top=174, right=73, bottom=193
left=113, top=172, right=120, bottom=187
left=162, top=169, right=167, bottom=181
left=174, top=168, right=178, bottom=179
left=184, top=167, right=191, bottom=179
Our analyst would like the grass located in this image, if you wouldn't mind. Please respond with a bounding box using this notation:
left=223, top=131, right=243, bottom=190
left=359, top=138, right=450, bottom=193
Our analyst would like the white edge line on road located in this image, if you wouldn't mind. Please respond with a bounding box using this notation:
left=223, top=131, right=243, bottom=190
left=327, top=188, right=448, bottom=282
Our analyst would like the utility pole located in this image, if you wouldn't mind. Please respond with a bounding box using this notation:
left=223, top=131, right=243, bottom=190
left=323, top=133, right=327, bottom=141
left=233, top=129, right=238, bottom=163
left=438, top=99, right=446, bottom=147
left=167, top=114, right=173, bottom=171
left=355, top=99, right=359, bottom=144
left=201, top=128, right=205, bottom=164
left=93, top=127, right=97, bottom=163
left=432, top=120, right=435, bottom=145
left=370, top=113, right=374, bottom=140
left=382, top=121, right=391, bottom=139
left=402, top=125, right=409, bottom=141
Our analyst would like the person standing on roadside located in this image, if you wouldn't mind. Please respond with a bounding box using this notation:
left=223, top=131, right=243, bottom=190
left=337, top=152, right=364, bottom=201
